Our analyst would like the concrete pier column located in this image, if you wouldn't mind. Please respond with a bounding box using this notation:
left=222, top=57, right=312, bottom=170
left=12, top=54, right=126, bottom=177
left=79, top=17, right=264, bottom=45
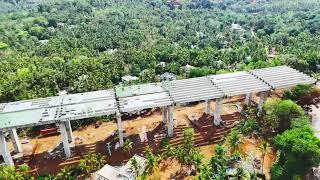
left=245, top=93, right=253, bottom=105
left=116, top=112, right=124, bottom=147
left=258, top=91, right=269, bottom=115
left=65, top=120, right=73, bottom=143
left=204, top=99, right=211, bottom=114
left=59, top=123, right=71, bottom=158
left=162, top=107, right=168, bottom=124
left=9, top=128, right=22, bottom=153
left=0, top=131, right=14, bottom=166
left=214, top=98, right=223, bottom=126
left=167, top=106, right=174, bottom=137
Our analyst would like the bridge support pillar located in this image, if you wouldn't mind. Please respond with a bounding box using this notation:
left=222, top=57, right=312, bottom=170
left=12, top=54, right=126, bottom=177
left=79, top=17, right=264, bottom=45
left=258, top=91, right=269, bottom=115
left=162, top=107, right=168, bottom=124
left=214, top=98, right=223, bottom=126
left=9, top=128, right=22, bottom=153
left=0, top=131, right=14, bottom=166
left=245, top=93, right=252, bottom=106
left=59, top=123, right=71, bottom=158
left=167, top=106, right=174, bottom=137
left=65, top=120, right=73, bottom=143
left=204, top=99, right=211, bottom=114
left=116, top=112, right=124, bottom=147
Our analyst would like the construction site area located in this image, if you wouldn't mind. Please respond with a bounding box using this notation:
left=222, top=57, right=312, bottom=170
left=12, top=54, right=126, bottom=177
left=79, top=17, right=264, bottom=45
left=6, top=95, right=277, bottom=177
left=0, top=66, right=317, bottom=178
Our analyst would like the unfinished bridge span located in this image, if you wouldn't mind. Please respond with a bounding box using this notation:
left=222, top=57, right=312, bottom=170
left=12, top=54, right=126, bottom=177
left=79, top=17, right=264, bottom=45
left=0, top=66, right=316, bottom=166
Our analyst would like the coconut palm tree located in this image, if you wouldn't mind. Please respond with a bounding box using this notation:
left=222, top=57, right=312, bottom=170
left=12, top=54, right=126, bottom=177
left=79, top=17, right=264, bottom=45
left=130, top=157, right=141, bottom=178
left=85, top=152, right=98, bottom=171
left=176, top=145, right=187, bottom=165
left=144, top=146, right=159, bottom=175
left=210, top=145, right=228, bottom=179
left=95, top=153, right=106, bottom=170
left=18, top=164, right=30, bottom=179
left=162, top=143, right=175, bottom=159
left=79, top=159, right=90, bottom=176
left=192, top=151, right=204, bottom=172
left=197, top=163, right=212, bottom=180
left=227, top=129, right=243, bottom=153
left=258, top=140, right=271, bottom=173
left=230, top=150, right=241, bottom=162
left=249, top=172, right=258, bottom=180
left=56, top=167, right=73, bottom=180
left=0, top=165, right=32, bottom=180
left=235, top=167, right=246, bottom=180
left=124, top=139, right=134, bottom=156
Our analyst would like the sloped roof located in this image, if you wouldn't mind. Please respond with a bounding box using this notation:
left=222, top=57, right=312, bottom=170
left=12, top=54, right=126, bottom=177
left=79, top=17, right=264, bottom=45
left=95, top=155, right=145, bottom=180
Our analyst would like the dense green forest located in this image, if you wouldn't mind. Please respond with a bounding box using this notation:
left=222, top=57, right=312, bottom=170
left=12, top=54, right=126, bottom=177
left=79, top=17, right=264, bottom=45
left=0, top=0, right=319, bottom=102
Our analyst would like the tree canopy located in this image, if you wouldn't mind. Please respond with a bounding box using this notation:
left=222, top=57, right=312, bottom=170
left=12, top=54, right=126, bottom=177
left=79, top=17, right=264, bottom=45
left=264, top=99, right=305, bottom=132
left=0, top=0, right=319, bottom=102
left=273, top=127, right=320, bottom=179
